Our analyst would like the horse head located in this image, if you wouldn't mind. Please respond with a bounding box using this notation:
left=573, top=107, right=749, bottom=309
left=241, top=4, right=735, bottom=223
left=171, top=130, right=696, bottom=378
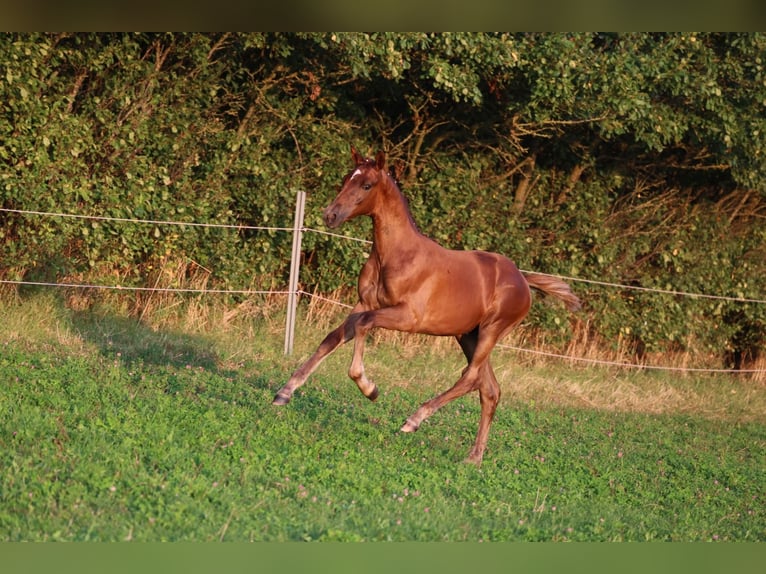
left=323, top=146, right=388, bottom=228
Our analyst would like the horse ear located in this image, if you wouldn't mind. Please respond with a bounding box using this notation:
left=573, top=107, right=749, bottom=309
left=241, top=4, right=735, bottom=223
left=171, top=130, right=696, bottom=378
left=351, top=145, right=364, bottom=166
left=375, top=150, right=386, bottom=170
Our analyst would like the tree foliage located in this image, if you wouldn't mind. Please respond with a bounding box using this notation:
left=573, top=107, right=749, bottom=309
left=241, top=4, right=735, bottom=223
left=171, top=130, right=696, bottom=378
left=1, top=32, right=764, bottom=365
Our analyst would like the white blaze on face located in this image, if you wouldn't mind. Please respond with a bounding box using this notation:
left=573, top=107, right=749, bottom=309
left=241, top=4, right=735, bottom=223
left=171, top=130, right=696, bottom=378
left=350, top=168, right=363, bottom=180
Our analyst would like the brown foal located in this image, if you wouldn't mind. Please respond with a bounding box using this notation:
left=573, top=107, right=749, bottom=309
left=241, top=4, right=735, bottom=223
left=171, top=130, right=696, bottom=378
left=273, top=146, right=581, bottom=464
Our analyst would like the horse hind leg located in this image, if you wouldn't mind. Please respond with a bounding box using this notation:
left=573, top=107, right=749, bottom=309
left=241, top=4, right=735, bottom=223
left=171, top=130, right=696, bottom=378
left=401, top=360, right=499, bottom=466
left=399, top=328, right=480, bottom=433
left=401, top=326, right=503, bottom=466
left=399, top=368, right=478, bottom=433
left=462, top=307, right=528, bottom=464
left=464, top=361, right=500, bottom=465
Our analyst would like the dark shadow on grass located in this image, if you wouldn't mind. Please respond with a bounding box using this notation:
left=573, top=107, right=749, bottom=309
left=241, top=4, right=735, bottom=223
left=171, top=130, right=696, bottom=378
left=68, top=309, right=279, bottom=398
left=70, top=310, right=220, bottom=371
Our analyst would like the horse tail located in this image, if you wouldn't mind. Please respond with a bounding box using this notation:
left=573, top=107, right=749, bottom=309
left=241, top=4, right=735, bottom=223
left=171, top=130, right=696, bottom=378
left=523, top=272, right=582, bottom=312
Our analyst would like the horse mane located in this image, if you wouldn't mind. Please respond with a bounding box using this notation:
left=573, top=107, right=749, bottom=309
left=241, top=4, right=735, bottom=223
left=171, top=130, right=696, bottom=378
left=382, top=161, right=421, bottom=232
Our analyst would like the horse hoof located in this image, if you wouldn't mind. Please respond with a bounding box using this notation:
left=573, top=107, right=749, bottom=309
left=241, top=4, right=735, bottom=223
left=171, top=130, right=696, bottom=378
left=272, top=392, right=291, bottom=406
left=462, top=451, right=483, bottom=466
left=367, top=385, right=379, bottom=402
left=399, top=419, right=419, bottom=433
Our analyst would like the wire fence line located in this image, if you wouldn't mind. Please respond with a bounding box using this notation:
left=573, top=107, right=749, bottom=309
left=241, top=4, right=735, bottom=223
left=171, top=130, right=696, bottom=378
left=0, top=207, right=292, bottom=233
left=303, top=226, right=373, bottom=244
left=523, top=272, right=766, bottom=305
left=0, top=278, right=289, bottom=296
left=1, top=203, right=763, bottom=373
left=3, top=205, right=764, bottom=303
left=495, top=343, right=765, bottom=374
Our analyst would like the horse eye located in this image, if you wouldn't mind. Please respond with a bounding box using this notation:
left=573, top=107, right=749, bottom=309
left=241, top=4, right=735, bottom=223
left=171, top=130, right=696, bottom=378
left=362, top=183, right=372, bottom=191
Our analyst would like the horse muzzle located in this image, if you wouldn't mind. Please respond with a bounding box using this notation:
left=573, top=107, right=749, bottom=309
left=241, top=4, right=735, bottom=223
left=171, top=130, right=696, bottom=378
left=323, top=206, right=346, bottom=228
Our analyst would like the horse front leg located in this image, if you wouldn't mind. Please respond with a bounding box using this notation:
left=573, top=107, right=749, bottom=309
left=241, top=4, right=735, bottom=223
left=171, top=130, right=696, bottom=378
left=273, top=306, right=364, bottom=405
left=346, top=313, right=379, bottom=401
left=347, top=305, right=418, bottom=402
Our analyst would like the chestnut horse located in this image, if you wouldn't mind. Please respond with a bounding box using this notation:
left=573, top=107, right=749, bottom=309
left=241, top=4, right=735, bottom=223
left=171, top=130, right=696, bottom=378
left=273, top=147, right=581, bottom=464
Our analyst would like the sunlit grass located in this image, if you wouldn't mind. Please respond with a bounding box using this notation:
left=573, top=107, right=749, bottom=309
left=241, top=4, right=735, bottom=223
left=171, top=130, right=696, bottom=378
left=1, top=292, right=764, bottom=541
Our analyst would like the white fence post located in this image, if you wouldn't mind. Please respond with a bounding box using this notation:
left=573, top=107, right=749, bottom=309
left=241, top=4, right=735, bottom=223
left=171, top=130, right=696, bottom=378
left=284, top=190, right=306, bottom=355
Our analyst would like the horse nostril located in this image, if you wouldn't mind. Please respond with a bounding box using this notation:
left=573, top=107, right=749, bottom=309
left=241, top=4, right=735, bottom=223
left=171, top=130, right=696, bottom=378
left=324, top=211, right=337, bottom=226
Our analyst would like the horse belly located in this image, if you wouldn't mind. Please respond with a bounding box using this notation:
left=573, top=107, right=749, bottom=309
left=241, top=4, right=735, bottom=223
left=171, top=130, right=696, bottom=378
left=421, top=281, right=487, bottom=335
left=418, top=251, right=527, bottom=336
left=398, top=262, right=486, bottom=336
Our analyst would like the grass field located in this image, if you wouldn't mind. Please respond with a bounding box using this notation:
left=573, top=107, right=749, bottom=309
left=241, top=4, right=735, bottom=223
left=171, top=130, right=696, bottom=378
left=1, top=292, right=764, bottom=541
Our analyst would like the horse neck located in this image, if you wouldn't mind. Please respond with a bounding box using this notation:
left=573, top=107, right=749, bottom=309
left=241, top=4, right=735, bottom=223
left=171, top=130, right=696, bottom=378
left=370, top=179, right=423, bottom=255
